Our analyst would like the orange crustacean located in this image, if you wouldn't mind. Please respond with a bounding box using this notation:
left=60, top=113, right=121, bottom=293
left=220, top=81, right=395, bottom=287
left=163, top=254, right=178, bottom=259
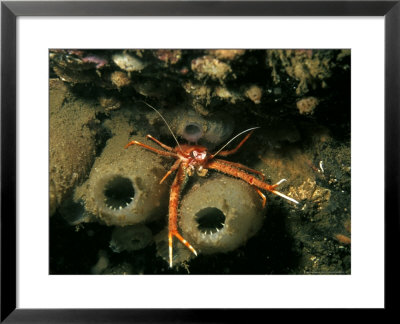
left=125, top=102, right=299, bottom=267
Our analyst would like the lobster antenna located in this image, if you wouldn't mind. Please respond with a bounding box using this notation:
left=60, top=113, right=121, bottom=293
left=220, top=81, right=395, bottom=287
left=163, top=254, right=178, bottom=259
left=138, top=100, right=183, bottom=153
left=212, top=126, right=260, bottom=158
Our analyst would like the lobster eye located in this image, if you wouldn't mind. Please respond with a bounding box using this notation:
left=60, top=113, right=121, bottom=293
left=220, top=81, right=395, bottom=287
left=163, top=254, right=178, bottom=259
left=191, top=150, right=198, bottom=158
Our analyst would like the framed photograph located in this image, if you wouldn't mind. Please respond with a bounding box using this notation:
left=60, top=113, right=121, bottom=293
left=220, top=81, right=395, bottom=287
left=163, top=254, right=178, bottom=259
left=1, top=0, right=397, bottom=321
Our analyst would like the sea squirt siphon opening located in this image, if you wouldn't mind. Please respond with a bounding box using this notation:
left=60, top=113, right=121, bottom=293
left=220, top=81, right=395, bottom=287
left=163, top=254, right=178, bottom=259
left=103, top=176, right=135, bottom=210
left=195, top=207, right=225, bottom=234
left=183, top=122, right=203, bottom=143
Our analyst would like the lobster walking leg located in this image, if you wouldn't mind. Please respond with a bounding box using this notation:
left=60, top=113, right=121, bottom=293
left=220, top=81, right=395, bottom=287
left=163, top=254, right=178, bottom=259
left=159, top=160, right=181, bottom=184
left=254, top=188, right=267, bottom=208
left=213, top=159, right=265, bottom=181
left=125, top=140, right=178, bottom=158
left=146, top=134, right=174, bottom=151
left=207, top=159, right=299, bottom=205
left=168, top=165, right=197, bottom=267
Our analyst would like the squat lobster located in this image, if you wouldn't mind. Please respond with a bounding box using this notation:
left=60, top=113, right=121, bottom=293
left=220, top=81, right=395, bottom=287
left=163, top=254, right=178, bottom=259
left=125, top=103, right=299, bottom=268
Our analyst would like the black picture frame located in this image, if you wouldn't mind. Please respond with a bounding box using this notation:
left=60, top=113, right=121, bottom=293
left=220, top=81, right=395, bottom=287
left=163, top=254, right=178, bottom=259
left=1, top=0, right=398, bottom=321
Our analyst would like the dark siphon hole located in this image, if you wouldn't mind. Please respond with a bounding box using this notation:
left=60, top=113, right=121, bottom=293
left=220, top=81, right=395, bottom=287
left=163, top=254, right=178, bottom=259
left=195, top=207, right=225, bottom=234
left=185, top=123, right=201, bottom=135
left=103, top=176, right=135, bottom=210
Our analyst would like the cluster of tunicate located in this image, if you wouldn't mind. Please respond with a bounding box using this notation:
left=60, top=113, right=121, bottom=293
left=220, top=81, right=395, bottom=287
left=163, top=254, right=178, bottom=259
left=67, top=104, right=265, bottom=268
